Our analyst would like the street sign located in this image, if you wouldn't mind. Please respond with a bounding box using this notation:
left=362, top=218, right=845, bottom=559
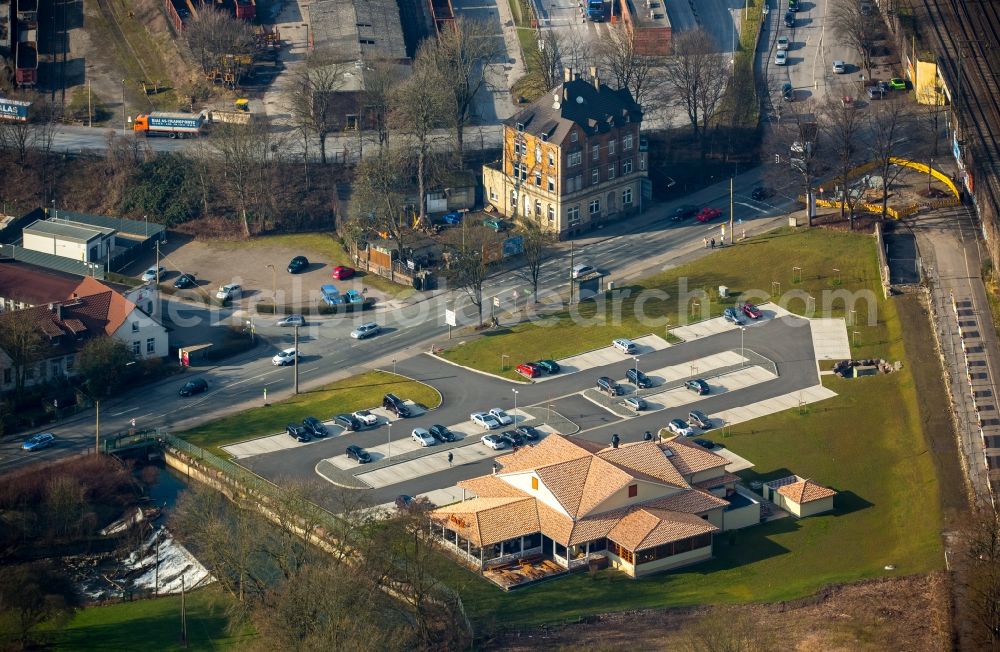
left=445, top=309, right=457, bottom=327
left=493, top=296, right=500, bottom=308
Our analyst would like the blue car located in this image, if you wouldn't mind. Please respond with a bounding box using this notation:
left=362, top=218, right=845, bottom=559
left=345, top=289, right=364, bottom=304
left=441, top=212, right=462, bottom=225
left=320, top=284, right=343, bottom=306
left=22, top=432, right=55, bottom=451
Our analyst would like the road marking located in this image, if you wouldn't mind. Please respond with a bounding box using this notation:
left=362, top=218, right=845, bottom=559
left=226, top=368, right=283, bottom=387
left=110, top=407, right=138, bottom=416
left=735, top=201, right=769, bottom=214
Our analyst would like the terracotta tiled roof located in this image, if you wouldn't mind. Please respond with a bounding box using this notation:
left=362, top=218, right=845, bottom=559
left=458, top=475, right=529, bottom=499
left=693, top=472, right=741, bottom=491
left=71, top=277, right=135, bottom=335
left=430, top=497, right=539, bottom=547
left=568, top=504, right=633, bottom=545
left=0, top=261, right=81, bottom=306
left=608, top=508, right=719, bottom=551
left=536, top=501, right=573, bottom=546
left=576, top=457, right=634, bottom=516
left=496, top=435, right=591, bottom=473
left=776, top=479, right=837, bottom=504
left=535, top=456, right=593, bottom=515
left=660, top=438, right=730, bottom=477
left=647, top=488, right=730, bottom=513
left=597, top=441, right=689, bottom=488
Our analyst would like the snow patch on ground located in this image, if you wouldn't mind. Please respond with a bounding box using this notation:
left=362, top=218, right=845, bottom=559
left=124, top=528, right=215, bottom=595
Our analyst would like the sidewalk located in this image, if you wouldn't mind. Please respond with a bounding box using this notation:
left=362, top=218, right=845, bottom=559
left=915, top=204, right=998, bottom=508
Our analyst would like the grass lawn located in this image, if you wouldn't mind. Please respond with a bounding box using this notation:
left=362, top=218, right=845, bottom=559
left=178, top=371, right=441, bottom=456
left=49, top=587, right=252, bottom=651
left=443, top=228, right=895, bottom=380
left=434, top=227, right=944, bottom=629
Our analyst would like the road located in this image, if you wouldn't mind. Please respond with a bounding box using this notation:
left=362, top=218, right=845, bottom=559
left=0, top=168, right=796, bottom=474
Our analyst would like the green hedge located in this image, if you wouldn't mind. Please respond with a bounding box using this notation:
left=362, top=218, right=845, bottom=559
left=254, top=299, right=375, bottom=315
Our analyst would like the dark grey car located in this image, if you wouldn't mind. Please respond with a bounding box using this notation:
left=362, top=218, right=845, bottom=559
left=688, top=410, right=712, bottom=429
left=302, top=416, right=329, bottom=437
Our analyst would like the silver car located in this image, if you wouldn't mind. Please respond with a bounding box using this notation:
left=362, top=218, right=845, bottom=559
left=350, top=322, right=381, bottom=339
left=277, top=314, right=305, bottom=327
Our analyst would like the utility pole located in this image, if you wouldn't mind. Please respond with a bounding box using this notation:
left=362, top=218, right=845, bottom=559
left=729, top=178, right=734, bottom=245
left=122, top=79, right=127, bottom=134
left=94, top=399, right=100, bottom=454
left=180, top=574, right=188, bottom=647
left=569, top=239, right=575, bottom=304
left=293, top=325, right=299, bottom=394
left=88, top=79, right=92, bottom=128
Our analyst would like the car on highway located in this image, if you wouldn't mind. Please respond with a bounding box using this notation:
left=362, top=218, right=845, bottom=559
left=302, top=416, right=329, bottom=437
left=742, top=302, right=762, bottom=319
left=625, top=367, right=652, bottom=388
left=331, top=265, right=355, bottom=280
left=481, top=434, right=506, bottom=450
left=888, top=77, right=907, bottom=90
left=277, top=314, right=306, bottom=327
left=667, top=419, right=695, bottom=437
left=613, top=338, right=637, bottom=354
left=688, top=410, right=712, bottom=429
left=723, top=307, right=745, bottom=324
left=696, top=207, right=722, bottom=222
left=287, top=256, right=309, bottom=273
left=429, top=424, right=457, bottom=442
left=500, top=430, right=524, bottom=447
left=173, top=273, right=196, bottom=289
left=597, top=376, right=622, bottom=396
left=782, top=82, right=794, bottom=102
left=471, top=412, right=502, bottom=429
left=353, top=410, right=379, bottom=428
left=572, top=264, right=595, bottom=279
left=489, top=408, right=514, bottom=426
left=624, top=396, right=647, bottom=411
left=216, top=283, right=242, bottom=301
left=777, top=36, right=789, bottom=50
left=22, top=432, right=55, bottom=451
left=411, top=428, right=436, bottom=447
left=784, top=10, right=794, bottom=26
left=671, top=204, right=698, bottom=221
left=832, top=60, right=846, bottom=74
left=287, top=424, right=311, bottom=442
left=751, top=186, right=771, bottom=201
left=350, top=322, right=381, bottom=339
left=516, top=362, right=542, bottom=379
left=272, top=347, right=299, bottom=366
left=685, top=379, right=711, bottom=395
left=141, top=266, right=165, bottom=282
left=535, top=359, right=561, bottom=374
left=334, top=414, right=362, bottom=432
left=692, top=438, right=716, bottom=449
left=346, top=444, right=372, bottom=464
left=178, top=378, right=208, bottom=397
left=382, top=393, right=411, bottom=418
left=515, top=425, right=540, bottom=441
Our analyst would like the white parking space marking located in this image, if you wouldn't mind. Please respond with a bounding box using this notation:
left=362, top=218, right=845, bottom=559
left=710, top=384, right=838, bottom=428
left=669, top=302, right=786, bottom=342
left=223, top=422, right=346, bottom=459
left=532, top=334, right=671, bottom=382
left=810, top=319, right=852, bottom=359
left=642, top=366, right=778, bottom=411
left=643, top=350, right=748, bottom=384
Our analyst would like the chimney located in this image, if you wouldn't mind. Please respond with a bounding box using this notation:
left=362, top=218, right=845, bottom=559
left=611, top=433, right=620, bottom=448
left=563, top=66, right=573, bottom=83
left=589, top=66, right=600, bottom=90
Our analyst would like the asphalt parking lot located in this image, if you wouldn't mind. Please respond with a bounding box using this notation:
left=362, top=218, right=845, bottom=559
left=236, top=311, right=846, bottom=507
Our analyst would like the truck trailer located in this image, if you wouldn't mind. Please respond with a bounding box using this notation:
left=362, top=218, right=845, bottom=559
left=132, top=111, right=207, bottom=138
left=587, top=0, right=605, bottom=21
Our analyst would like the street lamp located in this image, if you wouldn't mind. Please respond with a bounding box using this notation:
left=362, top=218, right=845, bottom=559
left=740, top=326, right=746, bottom=366
left=500, top=353, right=509, bottom=371
left=512, top=388, right=518, bottom=422
left=392, top=357, right=397, bottom=375
left=387, top=422, right=392, bottom=461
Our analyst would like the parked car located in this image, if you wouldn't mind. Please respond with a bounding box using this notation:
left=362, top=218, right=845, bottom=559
left=516, top=362, right=542, bottom=379
left=671, top=204, right=698, bottom=221
left=742, top=302, right=762, bottom=319
left=272, top=347, right=299, bottom=366
left=331, top=265, right=355, bottom=280
left=612, top=338, right=637, bottom=354
left=178, top=378, right=208, bottom=397
left=302, top=416, right=329, bottom=437
left=776, top=35, right=789, bottom=50
left=625, top=367, right=652, bottom=388
left=334, top=414, right=362, bottom=431
left=685, top=379, right=710, bottom=395
left=429, top=424, right=457, bottom=442
left=441, top=211, right=463, bottom=225
left=888, top=77, right=907, bottom=90
left=320, top=284, right=343, bottom=306
left=287, top=256, right=309, bottom=273
left=515, top=425, right=540, bottom=441
left=667, top=419, right=695, bottom=437
left=500, top=430, right=524, bottom=447
left=173, top=274, right=196, bottom=289
left=22, top=432, right=55, bottom=451
left=788, top=0, right=799, bottom=9
left=775, top=50, right=787, bottom=66
left=471, top=412, right=502, bottom=429
left=353, top=410, right=379, bottom=428
left=867, top=85, right=886, bottom=100
left=481, top=434, right=506, bottom=450
left=535, top=359, right=561, bottom=374
left=751, top=186, right=771, bottom=201
left=877, top=80, right=891, bottom=93
left=141, top=266, right=165, bottom=282
left=483, top=217, right=507, bottom=232
left=696, top=207, right=722, bottom=222
left=624, top=396, right=647, bottom=411
left=489, top=408, right=514, bottom=426
left=597, top=376, right=622, bottom=396
left=216, top=283, right=242, bottom=301
left=277, top=314, right=305, bottom=327
left=832, top=60, right=846, bottom=74
left=572, top=264, right=595, bottom=279
left=346, top=444, right=372, bottom=463
left=692, top=438, right=716, bottom=449
left=345, top=289, right=364, bottom=305
left=688, top=410, right=713, bottom=429
left=723, top=307, right=745, bottom=325
left=382, top=393, right=411, bottom=418
left=411, top=428, right=436, bottom=447
left=782, top=82, right=795, bottom=102
left=287, top=424, right=311, bottom=442
left=395, top=495, right=415, bottom=510
left=350, top=322, right=381, bottom=339
left=784, top=10, right=794, bottom=26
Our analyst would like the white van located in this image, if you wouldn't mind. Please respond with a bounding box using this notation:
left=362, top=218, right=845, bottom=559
left=572, top=264, right=595, bottom=279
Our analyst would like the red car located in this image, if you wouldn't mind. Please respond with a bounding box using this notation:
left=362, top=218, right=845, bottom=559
left=742, top=302, right=762, bottom=319
left=331, top=266, right=355, bottom=280
left=515, top=363, right=541, bottom=379
left=696, top=207, right=722, bottom=223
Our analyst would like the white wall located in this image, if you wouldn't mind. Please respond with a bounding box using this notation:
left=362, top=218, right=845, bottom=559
left=502, top=472, right=571, bottom=517
left=112, top=309, right=169, bottom=359
left=124, top=286, right=160, bottom=320
left=587, top=479, right=680, bottom=515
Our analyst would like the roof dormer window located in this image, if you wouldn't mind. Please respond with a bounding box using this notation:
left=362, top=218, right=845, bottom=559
left=516, top=122, right=525, bottom=132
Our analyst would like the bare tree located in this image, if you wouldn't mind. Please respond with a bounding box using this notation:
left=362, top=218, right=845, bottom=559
left=956, top=508, right=1000, bottom=648
left=0, top=309, right=42, bottom=398
left=353, top=146, right=411, bottom=258
left=820, top=100, right=865, bottom=227
left=287, top=53, right=346, bottom=166
left=361, top=59, right=402, bottom=150
left=206, top=119, right=283, bottom=238
left=767, top=113, right=825, bottom=226
left=390, top=48, right=449, bottom=228
left=829, top=0, right=880, bottom=79
left=531, top=30, right=565, bottom=92
left=0, top=92, right=42, bottom=165
left=661, top=28, right=730, bottom=155
left=866, top=97, right=911, bottom=218
left=445, top=226, right=502, bottom=327
left=595, top=27, right=664, bottom=114
left=184, top=7, right=256, bottom=78
left=515, top=214, right=554, bottom=298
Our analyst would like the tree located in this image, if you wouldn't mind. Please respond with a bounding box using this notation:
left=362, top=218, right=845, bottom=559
left=595, top=27, right=664, bottom=114
left=120, top=153, right=203, bottom=226
left=866, top=97, right=911, bottom=218
left=829, top=0, right=879, bottom=79
left=390, top=50, right=449, bottom=228
left=352, top=146, right=411, bottom=259
left=445, top=226, right=502, bottom=327
left=77, top=337, right=135, bottom=398
left=515, top=214, right=554, bottom=298
left=361, top=59, right=403, bottom=150
left=0, top=310, right=42, bottom=398
left=956, top=508, right=1000, bottom=648
left=0, top=562, right=80, bottom=647
left=184, top=7, right=256, bottom=78
left=819, top=99, right=865, bottom=227
left=530, top=30, right=565, bottom=93
left=766, top=113, right=825, bottom=226
left=287, top=53, right=346, bottom=165
left=421, top=18, right=504, bottom=155
left=661, top=28, right=730, bottom=155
